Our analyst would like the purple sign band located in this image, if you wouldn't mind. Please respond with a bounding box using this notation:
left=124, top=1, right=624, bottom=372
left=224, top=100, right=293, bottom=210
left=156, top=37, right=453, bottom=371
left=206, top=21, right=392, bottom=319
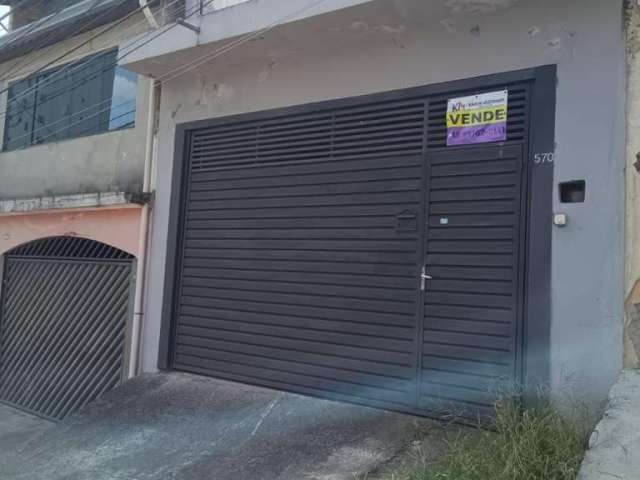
left=447, top=123, right=507, bottom=146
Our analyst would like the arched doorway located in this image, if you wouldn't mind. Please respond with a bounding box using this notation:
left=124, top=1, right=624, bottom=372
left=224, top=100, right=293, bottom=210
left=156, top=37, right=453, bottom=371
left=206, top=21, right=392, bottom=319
left=0, top=236, right=134, bottom=420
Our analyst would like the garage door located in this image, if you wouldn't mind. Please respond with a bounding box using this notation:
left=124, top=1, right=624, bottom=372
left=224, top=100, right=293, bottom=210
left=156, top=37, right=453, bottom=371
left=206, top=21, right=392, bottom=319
left=0, top=237, right=133, bottom=420
left=167, top=82, right=530, bottom=417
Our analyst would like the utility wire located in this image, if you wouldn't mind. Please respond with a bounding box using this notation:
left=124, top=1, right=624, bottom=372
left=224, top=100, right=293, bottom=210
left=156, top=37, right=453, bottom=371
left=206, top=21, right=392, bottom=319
left=4, top=0, right=218, bottom=144
left=0, top=0, right=191, bottom=122
left=1, top=0, right=185, bottom=85
left=0, top=0, right=149, bottom=102
left=0, top=0, right=114, bottom=81
left=1, top=0, right=186, bottom=118
left=6, top=0, right=330, bottom=149
left=2, top=0, right=320, bottom=116
left=159, top=0, right=329, bottom=84
left=0, top=0, right=35, bottom=25
left=0, top=0, right=62, bottom=64
left=0, top=0, right=192, bottom=121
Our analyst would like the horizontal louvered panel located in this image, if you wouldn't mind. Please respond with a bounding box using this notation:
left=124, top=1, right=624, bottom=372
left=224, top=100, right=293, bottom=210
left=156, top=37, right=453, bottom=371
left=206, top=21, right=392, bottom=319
left=176, top=327, right=413, bottom=369
left=425, top=254, right=514, bottom=267
left=175, top=353, right=413, bottom=405
left=180, top=276, right=415, bottom=303
left=426, top=278, right=513, bottom=295
left=174, top=144, right=425, bottom=407
left=430, top=186, right=517, bottom=203
left=429, top=200, right=517, bottom=215
left=181, top=267, right=415, bottom=289
left=185, top=219, right=416, bottom=234
left=190, top=155, right=422, bottom=183
left=430, top=159, right=518, bottom=177
left=183, top=249, right=416, bottom=265
left=423, top=329, right=512, bottom=351
left=421, top=369, right=507, bottom=391
left=425, top=292, right=513, bottom=310
left=181, top=257, right=415, bottom=277
left=423, top=343, right=512, bottom=366
left=428, top=228, right=516, bottom=242
left=187, top=204, right=416, bottom=220
left=420, top=382, right=498, bottom=407
left=187, top=191, right=421, bottom=211
left=422, top=145, right=523, bottom=411
left=425, top=304, right=515, bottom=323
left=182, top=314, right=413, bottom=344
left=422, top=354, right=511, bottom=378
left=430, top=173, right=520, bottom=191
left=184, top=238, right=417, bottom=253
left=188, top=180, right=421, bottom=201
left=190, top=102, right=425, bottom=171
left=425, top=317, right=512, bottom=337
left=190, top=168, right=420, bottom=193
left=427, top=240, right=515, bottom=254
left=180, top=291, right=415, bottom=327
left=179, top=306, right=414, bottom=340
left=180, top=286, right=415, bottom=316
left=175, top=344, right=414, bottom=394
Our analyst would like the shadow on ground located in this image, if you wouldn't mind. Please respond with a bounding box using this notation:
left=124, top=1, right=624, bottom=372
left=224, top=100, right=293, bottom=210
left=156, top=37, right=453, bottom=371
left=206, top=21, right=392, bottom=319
left=0, top=372, right=433, bottom=480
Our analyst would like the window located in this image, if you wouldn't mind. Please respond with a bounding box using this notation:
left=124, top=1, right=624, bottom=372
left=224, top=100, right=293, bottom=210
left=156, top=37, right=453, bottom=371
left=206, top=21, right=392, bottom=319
left=109, top=67, right=137, bottom=131
left=3, top=49, right=138, bottom=151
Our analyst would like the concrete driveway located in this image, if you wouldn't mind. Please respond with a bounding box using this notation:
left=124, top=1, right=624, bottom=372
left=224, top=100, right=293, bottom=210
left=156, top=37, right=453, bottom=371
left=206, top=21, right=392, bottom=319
left=0, top=404, right=53, bottom=451
left=0, top=372, right=424, bottom=480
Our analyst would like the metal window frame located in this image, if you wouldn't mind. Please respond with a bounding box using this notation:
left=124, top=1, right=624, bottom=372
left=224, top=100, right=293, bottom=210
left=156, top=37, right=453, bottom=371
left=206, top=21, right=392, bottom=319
left=159, top=64, right=557, bottom=410
left=1, top=47, right=132, bottom=152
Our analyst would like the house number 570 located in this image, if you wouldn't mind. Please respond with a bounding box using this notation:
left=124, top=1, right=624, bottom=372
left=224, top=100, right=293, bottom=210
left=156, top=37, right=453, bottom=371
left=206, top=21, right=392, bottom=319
left=534, top=152, right=555, bottom=164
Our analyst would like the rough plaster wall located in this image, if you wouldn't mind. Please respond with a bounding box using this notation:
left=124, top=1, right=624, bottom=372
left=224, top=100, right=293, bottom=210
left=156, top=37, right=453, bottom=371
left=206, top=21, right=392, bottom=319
left=141, top=0, right=626, bottom=405
left=625, top=2, right=640, bottom=368
left=0, top=14, right=152, bottom=200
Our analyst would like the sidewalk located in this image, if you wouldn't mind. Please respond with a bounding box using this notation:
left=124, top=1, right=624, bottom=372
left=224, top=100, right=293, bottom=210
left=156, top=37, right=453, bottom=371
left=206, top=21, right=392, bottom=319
left=578, top=369, right=640, bottom=480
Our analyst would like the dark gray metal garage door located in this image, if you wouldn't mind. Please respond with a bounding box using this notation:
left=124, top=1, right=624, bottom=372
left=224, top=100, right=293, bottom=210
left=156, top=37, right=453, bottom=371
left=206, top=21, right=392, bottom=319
left=0, top=237, right=134, bottom=420
left=168, top=81, right=530, bottom=417
left=420, top=145, right=524, bottom=419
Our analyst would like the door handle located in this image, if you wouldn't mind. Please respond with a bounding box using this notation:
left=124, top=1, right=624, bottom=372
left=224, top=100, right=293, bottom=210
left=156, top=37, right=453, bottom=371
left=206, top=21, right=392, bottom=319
left=420, top=267, right=432, bottom=291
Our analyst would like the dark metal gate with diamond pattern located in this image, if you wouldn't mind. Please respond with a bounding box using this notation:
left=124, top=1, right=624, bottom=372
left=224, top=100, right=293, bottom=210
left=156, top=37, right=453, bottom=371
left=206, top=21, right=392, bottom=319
left=162, top=73, right=544, bottom=419
left=0, top=237, right=134, bottom=420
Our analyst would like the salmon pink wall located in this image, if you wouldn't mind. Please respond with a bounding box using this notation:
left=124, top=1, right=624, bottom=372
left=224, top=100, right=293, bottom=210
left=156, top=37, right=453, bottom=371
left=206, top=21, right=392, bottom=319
left=0, top=206, right=142, bottom=257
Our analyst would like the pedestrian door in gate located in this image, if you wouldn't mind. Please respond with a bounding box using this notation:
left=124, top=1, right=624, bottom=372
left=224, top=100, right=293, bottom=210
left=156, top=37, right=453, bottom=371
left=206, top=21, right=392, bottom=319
left=419, top=145, right=525, bottom=418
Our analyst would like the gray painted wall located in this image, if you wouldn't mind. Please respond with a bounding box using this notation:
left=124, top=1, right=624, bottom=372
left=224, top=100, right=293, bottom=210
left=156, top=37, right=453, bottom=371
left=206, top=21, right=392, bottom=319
left=141, top=0, right=626, bottom=405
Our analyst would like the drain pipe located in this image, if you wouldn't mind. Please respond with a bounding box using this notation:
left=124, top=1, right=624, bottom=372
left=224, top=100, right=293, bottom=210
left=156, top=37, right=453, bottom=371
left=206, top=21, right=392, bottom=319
left=129, top=79, right=160, bottom=379
left=139, top=0, right=159, bottom=28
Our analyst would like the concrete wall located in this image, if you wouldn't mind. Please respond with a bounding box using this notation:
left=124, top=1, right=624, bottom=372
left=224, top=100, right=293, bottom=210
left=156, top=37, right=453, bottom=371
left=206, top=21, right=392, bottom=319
left=140, top=0, right=626, bottom=405
left=0, top=13, right=152, bottom=200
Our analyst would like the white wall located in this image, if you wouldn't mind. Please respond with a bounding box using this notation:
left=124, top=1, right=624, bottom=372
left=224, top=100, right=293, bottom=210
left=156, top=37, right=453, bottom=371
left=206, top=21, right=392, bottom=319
left=141, top=0, right=626, bottom=405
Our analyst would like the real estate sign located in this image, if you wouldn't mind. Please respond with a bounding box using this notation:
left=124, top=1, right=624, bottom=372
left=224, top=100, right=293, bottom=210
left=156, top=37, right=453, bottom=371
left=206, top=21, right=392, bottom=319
left=446, top=90, right=508, bottom=146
